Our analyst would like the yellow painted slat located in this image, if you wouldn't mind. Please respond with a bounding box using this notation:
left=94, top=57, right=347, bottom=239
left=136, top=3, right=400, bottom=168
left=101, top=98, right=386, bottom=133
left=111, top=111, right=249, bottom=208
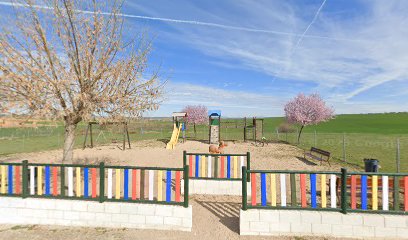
left=201, top=155, right=206, bottom=177
left=321, top=174, right=327, bottom=208
left=76, top=167, right=81, bottom=197
left=372, top=175, right=378, bottom=210
left=233, top=156, right=238, bottom=178
left=1, top=166, right=6, bottom=194
left=116, top=169, right=121, bottom=199
left=157, top=170, right=163, bottom=201
left=270, top=173, right=276, bottom=206
left=38, top=166, right=43, bottom=195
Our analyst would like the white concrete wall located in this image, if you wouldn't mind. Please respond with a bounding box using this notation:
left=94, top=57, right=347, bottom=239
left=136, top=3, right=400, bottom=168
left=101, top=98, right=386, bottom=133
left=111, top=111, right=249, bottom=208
left=240, top=209, right=408, bottom=239
left=0, top=197, right=192, bottom=232
left=181, top=179, right=251, bottom=195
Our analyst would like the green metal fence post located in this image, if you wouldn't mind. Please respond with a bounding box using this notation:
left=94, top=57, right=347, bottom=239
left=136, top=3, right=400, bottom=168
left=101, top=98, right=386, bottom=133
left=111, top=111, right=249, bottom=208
left=60, top=165, right=65, bottom=197
left=246, top=152, right=251, bottom=182
left=341, top=168, right=348, bottom=214
left=242, top=166, right=248, bottom=210
left=99, top=162, right=105, bottom=203
left=183, top=165, right=189, bottom=208
left=183, top=151, right=187, bottom=167
left=22, top=160, right=28, bottom=198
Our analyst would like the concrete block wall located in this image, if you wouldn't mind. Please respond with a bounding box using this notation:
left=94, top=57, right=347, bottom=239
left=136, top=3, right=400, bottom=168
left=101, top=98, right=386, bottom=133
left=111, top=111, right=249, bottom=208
left=0, top=197, right=192, bottom=231
left=181, top=179, right=251, bottom=195
left=240, top=209, right=408, bottom=239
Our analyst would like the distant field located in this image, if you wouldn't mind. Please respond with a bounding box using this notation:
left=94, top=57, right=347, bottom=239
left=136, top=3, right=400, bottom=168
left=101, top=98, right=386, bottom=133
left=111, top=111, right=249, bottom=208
left=0, top=113, right=407, bottom=172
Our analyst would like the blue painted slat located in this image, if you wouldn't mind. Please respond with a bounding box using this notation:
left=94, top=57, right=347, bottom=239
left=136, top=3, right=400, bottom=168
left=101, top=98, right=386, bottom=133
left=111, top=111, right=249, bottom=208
left=84, top=168, right=89, bottom=198
left=310, top=174, right=317, bottom=208
left=124, top=169, right=129, bottom=200
left=361, top=175, right=367, bottom=210
left=227, top=156, right=231, bottom=179
left=261, top=173, right=266, bottom=206
left=166, top=171, right=171, bottom=202
left=45, top=166, right=50, bottom=196
left=195, top=155, right=199, bottom=178
left=8, top=165, right=13, bottom=195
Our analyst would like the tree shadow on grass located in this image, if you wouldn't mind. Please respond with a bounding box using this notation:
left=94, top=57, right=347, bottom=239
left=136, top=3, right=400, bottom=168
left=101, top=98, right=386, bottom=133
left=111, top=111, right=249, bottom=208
left=296, top=156, right=318, bottom=166
left=195, top=199, right=240, bottom=234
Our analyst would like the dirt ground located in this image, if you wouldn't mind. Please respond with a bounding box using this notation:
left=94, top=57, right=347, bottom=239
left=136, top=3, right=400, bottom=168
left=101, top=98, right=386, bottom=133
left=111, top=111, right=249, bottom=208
left=0, top=140, right=359, bottom=239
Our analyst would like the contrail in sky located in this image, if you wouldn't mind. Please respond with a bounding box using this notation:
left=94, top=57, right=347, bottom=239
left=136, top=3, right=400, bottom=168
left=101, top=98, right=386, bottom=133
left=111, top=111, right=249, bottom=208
left=0, top=0, right=358, bottom=42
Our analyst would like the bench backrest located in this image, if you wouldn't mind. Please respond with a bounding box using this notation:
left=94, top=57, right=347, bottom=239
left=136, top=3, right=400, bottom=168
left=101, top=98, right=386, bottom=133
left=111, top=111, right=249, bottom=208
left=310, top=147, right=330, bottom=157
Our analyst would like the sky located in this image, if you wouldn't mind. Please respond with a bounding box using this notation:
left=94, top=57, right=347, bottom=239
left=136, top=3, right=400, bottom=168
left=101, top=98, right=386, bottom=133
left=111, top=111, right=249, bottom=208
left=1, top=0, right=408, bottom=117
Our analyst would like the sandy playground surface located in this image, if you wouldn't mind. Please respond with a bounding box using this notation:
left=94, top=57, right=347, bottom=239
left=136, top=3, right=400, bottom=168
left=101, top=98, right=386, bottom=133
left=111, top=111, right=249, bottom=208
left=0, top=140, right=359, bottom=240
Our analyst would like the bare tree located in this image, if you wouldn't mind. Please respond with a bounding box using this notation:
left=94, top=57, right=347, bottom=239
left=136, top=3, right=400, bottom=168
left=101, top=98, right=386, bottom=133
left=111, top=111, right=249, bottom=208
left=0, top=0, right=163, bottom=162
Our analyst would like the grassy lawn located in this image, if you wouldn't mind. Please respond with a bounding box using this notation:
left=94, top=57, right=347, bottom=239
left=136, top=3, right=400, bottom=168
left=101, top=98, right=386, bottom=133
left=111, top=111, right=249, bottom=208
left=1, top=113, right=407, bottom=172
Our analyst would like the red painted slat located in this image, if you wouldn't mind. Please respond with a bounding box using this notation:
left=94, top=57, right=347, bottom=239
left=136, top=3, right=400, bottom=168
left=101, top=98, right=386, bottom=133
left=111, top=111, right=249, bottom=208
left=300, top=174, right=307, bottom=208
left=132, top=169, right=137, bottom=200
left=220, top=156, right=225, bottom=178
left=251, top=173, right=256, bottom=206
left=189, top=155, right=193, bottom=177
left=15, top=166, right=21, bottom=194
left=351, top=175, right=357, bottom=209
left=404, top=176, right=408, bottom=211
left=91, top=168, right=97, bottom=198
left=52, top=167, right=58, bottom=196
left=175, top=171, right=181, bottom=202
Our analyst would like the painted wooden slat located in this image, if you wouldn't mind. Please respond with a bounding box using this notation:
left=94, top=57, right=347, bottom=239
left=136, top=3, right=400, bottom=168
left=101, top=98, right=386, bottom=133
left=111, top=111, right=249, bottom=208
left=157, top=170, right=163, bottom=201
left=361, top=175, right=368, bottom=210
left=220, top=156, right=225, bottom=178
left=166, top=170, right=171, bottom=202
left=330, top=174, right=336, bottom=208
left=214, top=156, right=219, bottom=178
left=189, top=155, right=193, bottom=177
left=270, top=174, right=276, bottom=206
left=251, top=173, right=256, bottom=206
left=404, top=176, right=408, bottom=211
left=76, top=167, right=81, bottom=197
left=84, top=167, right=89, bottom=198
left=372, top=175, right=378, bottom=210
left=240, top=156, right=244, bottom=178
left=68, top=167, right=73, bottom=197
left=351, top=175, right=357, bottom=209
left=148, top=170, right=154, bottom=201
left=115, top=169, right=121, bottom=199
left=38, top=166, right=43, bottom=196
left=233, top=156, right=238, bottom=179
left=124, top=169, right=129, bottom=200
left=45, top=166, right=50, bottom=196
left=30, top=166, right=35, bottom=195
left=201, top=155, right=206, bottom=178
left=107, top=169, right=113, bottom=199
left=207, top=156, right=212, bottom=178
left=290, top=174, right=297, bottom=206
left=91, top=168, right=97, bottom=198
left=52, top=167, right=58, bottom=196
left=227, top=156, right=231, bottom=179
left=8, top=165, right=13, bottom=195
left=310, top=174, right=317, bottom=208
left=15, top=166, right=21, bottom=194
left=175, top=171, right=181, bottom=202
left=140, top=170, right=145, bottom=199
left=382, top=176, right=389, bottom=211
left=0, top=166, right=5, bottom=194
left=261, top=173, right=266, bottom=206
left=195, top=155, right=199, bottom=178
left=132, top=169, right=137, bottom=200
left=280, top=174, right=287, bottom=207
left=321, top=174, right=326, bottom=208
left=300, top=174, right=306, bottom=208
left=393, top=176, right=399, bottom=211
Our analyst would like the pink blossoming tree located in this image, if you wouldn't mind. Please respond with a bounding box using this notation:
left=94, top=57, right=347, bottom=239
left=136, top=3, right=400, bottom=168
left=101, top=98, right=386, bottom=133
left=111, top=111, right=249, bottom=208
left=284, top=93, right=334, bottom=144
left=182, top=105, right=208, bottom=138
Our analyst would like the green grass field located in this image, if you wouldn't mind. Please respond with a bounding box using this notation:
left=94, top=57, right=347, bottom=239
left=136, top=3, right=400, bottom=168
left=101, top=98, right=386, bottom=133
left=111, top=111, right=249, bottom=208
left=1, top=113, right=407, bottom=172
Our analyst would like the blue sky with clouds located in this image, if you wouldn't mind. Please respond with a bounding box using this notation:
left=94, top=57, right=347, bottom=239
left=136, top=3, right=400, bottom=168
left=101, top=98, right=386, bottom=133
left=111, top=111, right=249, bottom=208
left=1, top=0, right=407, bottom=117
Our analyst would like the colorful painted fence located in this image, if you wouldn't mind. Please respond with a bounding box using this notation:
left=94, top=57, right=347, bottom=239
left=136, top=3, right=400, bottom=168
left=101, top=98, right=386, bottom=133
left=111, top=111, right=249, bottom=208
left=242, top=167, right=408, bottom=214
left=0, top=161, right=189, bottom=207
left=183, top=151, right=250, bottom=180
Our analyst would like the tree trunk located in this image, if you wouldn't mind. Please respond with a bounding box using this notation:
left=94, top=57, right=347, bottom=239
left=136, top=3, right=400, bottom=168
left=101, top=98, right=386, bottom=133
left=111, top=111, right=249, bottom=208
left=193, top=123, right=197, bottom=139
left=63, top=123, right=77, bottom=163
left=297, top=125, right=304, bottom=145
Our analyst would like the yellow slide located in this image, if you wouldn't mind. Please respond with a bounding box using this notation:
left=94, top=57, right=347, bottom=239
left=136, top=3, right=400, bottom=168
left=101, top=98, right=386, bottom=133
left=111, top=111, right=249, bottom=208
left=166, top=123, right=183, bottom=150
